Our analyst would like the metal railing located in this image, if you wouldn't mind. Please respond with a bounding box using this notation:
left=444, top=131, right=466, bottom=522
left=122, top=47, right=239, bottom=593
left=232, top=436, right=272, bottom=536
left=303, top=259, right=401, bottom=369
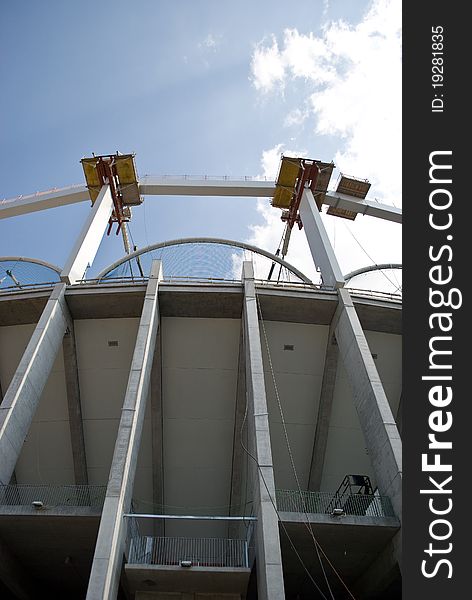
left=276, top=489, right=395, bottom=518
left=128, top=536, right=248, bottom=568
left=0, top=274, right=400, bottom=304
left=75, top=276, right=399, bottom=303
left=348, top=287, right=402, bottom=302
left=1, top=182, right=86, bottom=206
left=0, top=484, right=106, bottom=509
left=90, top=275, right=242, bottom=286
left=0, top=281, right=58, bottom=294
left=140, top=174, right=271, bottom=182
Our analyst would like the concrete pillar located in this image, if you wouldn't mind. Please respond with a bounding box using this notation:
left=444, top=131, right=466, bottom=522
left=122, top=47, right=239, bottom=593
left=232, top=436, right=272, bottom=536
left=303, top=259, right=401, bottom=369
left=229, top=332, right=247, bottom=539
left=354, top=530, right=401, bottom=597
left=308, top=326, right=338, bottom=491
left=333, top=288, right=402, bottom=529
left=301, top=196, right=402, bottom=573
left=63, top=324, right=89, bottom=485
left=396, top=393, right=402, bottom=438
left=0, top=540, right=37, bottom=600
left=86, top=260, right=162, bottom=600
left=242, top=262, right=285, bottom=600
left=150, top=327, right=164, bottom=537
left=0, top=283, right=69, bottom=485
left=0, top=378, right=18, bottom=485
left=60, top=184, right=114, bottom=285
left=299, top=189, right=345, bottom=288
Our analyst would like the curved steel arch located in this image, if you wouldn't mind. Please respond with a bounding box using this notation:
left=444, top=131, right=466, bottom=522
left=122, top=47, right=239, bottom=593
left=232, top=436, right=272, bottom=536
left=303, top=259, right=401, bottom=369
left=97, top=237, right=312, bottom=283
left=344, top=263, right=402, bottom=282
left=0, top=256, right=62, bottom=274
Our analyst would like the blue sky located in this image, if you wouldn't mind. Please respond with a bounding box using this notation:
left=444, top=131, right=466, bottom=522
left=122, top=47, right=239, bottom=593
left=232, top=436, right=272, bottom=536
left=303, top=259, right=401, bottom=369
left=0, top=0, right=401, bottom=285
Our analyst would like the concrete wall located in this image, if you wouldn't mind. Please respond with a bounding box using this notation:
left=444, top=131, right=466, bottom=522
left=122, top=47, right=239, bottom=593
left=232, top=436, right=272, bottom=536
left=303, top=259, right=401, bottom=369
left=0, top=314, right=401, bottom=507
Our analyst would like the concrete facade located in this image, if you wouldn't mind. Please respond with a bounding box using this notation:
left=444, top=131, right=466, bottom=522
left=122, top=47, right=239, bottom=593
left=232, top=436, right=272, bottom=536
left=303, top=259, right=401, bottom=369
left=0, top=179, right=401, bottom=599
left=0, top=275, right=402, bottom=600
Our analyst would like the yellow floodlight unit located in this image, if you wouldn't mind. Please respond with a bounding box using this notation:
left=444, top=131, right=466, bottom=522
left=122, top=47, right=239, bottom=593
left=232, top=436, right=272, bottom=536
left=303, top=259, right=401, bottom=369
left=327, top=173, right=371, bottom=220
left=81, top=158, right=103, bottom=204
left=272, top=156, right=301, bottom=209
left=114, top=154, right=142, bottom=206
left=81, top=153, right=142, bottom=206
left=326, top=206, right=358, bottom=220
left=336, top=174, right=371, bottom=199
left=312, top=161, right=334, bottom=210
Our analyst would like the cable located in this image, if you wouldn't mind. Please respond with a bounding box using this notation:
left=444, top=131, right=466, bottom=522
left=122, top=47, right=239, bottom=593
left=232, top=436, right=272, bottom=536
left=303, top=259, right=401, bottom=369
left=268, top=225, right=288, bottom=281
left=128, top=223, right=136, bottom=249
left=341, top=222, right=398, bottom=291
left=390, top=268, right=403, bottom=293
left=142, top=199, right=155, bottom=258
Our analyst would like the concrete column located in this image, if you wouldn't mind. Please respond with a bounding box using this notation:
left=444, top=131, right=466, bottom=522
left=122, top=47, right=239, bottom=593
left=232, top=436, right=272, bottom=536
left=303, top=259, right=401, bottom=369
left=0, top=366, right=34, bottom=600
left=301, top=200, right=402, bottom=572
left=396, top=393, right=402, bottom=438
left=354, top=530, right=401, bottom=597
left=333, top=288, right=402, bottom=526
left=0, top=375, right=17, bottom=485
left=308, top=326, right=338, bottom=491
left=0, top=540, right=37, bottom=600
left=0, top=283, right=69, bottom=485
left=86, top=260, right=162, bottom=600
left=242, top=262, right=285, bottom=600
left=299, top=189, right=345, bottom=288
left=63, top=324, right=89, bottom=485
left=150, top=327, right=164, bottom=537
left=61, top=184, right=114, bottom=285
left=229, top=332, right=247, bottom=539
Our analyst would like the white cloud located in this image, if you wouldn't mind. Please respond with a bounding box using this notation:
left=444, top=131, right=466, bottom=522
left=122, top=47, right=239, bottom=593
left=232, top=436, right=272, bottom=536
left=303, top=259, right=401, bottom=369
left=248, top=0, right=402, bottom=285
left=251, top=36, right=286, bottom=92
left=251, top=29, right=336, bottom=92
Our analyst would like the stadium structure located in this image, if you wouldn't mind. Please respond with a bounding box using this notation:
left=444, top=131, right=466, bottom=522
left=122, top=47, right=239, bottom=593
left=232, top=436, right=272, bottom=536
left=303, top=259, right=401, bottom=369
left=0, top=155, right=402, bottom=600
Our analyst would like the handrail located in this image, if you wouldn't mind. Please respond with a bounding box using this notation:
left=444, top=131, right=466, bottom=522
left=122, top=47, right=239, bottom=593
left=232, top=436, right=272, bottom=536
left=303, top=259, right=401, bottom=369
left=0, top=484, right=106, bottom=509
left=276, top=489, right=395, bottom=518
left=128, top=535, right=249, bottom=568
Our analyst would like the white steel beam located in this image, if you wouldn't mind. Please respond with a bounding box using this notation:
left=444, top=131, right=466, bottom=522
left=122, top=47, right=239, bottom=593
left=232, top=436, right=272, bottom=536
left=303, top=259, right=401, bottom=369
left=138, top=176, right=275, bottom=198
left=60, top=185, right=113, bottom=285
left=1, top=178, right=402, bottom=223
left=140, top=177, right=402, bottom=223
left=0, top=185, right=89, bottom=219
left=299, top=189, right=345, bottom=288
left=324, top=192, right=402, bottom=224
